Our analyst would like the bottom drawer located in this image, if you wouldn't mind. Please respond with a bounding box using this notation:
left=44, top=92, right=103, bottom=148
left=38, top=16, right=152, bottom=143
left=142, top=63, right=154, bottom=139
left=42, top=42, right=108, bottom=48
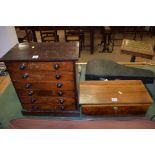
left=22, top=103, right=76, bottom=111
left=81, top=104, right=150, bottom=116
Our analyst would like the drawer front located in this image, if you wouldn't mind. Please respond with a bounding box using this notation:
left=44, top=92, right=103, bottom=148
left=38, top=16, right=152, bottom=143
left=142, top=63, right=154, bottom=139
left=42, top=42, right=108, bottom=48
left=20, top=96, right=76, bottom=105
left=16, top=89, right=75, bottom=97
left=22, top=103, right=76, bottom=111
left=81, top=104, right=150, bottom=116
left=6, top=62, right=74, bottom=72
left=10, top=71, right=74, bottom=81
left=13, top=81, right=75, bottom=91
left=6, top=61, right=77, bottom=113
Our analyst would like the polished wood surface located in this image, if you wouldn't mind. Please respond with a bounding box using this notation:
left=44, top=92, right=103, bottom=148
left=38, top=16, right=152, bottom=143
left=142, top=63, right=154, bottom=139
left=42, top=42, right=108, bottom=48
left=80, top=80, right=153, bottom=116
left=2, top=42, right=79, bottom=116
left=22, top=103, right=76, bottom=111
left=121, top=39, right=154, bottom=61
left=6, top=62, right=74, bottom=71
left=13, top=81, right=74, bottom=90
left=16, top=89, right=75, bottom=97
left=10, top=118, right=155, bottom=129
left=81, top=104, right=150, bottom=116
left=8, top=70, right=74, bottom=81
left=1, top=42, right=79, bottom=62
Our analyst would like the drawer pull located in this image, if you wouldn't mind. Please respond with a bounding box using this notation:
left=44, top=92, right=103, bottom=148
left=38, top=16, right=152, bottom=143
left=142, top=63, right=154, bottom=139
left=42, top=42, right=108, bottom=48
left=28, top=90, right=34, bottom=96
left=22, top=73, right=29, bottom=79
left=19, top=64, right=26, bottom=70
left=57, top=83, right=62, bottom=88
left=31, top=98, right=37, bottom=103
left=58, top=90, right=63, bottom=96
left=55, top=74, right=61, bottom=80
left=59, top=98, right=64, bottom=104
left=113, top=106, right=118, bottom=111
left=54, top=64, right=60, bottom=70
left=32, top=105, right=39, bottom=110
left=25, top=83, right=31, bottom=89
left=61, top=105, right=64, bottom=111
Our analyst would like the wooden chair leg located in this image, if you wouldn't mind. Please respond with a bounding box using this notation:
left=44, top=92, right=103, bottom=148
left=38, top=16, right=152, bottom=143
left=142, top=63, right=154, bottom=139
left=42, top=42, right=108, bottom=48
left=130, top=55, right=136, bottom=62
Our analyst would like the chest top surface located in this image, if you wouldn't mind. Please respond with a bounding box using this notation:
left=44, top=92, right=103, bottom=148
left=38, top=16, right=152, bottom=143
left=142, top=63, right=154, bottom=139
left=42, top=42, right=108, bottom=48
left=80, top=80, right=153, bottom=105
left=1, top=42, right=79, bottom=62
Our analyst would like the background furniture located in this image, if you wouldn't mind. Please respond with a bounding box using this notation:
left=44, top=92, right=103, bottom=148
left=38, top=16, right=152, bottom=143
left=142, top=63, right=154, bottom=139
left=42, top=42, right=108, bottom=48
left=21, top=26, right=95, bottom=54
left=98, top=26, right=114, bottom=52
left=1, top=42, right=79, bottom=116
left=15, top=27, right=33, bottom=43
left=39, top=26, right=59, bottom=42
left=64, top=28, right=84, bottom=56
left=80, top=80, right=153, bottom=116
left=121, top=39, right=154, bottom=62
left=123, top=26, right=144, bottom=40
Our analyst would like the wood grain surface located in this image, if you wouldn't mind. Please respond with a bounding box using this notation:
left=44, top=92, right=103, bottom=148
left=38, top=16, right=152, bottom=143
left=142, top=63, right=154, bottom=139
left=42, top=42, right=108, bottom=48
left=80, top=80, right=153, bottom=104
left=2, top=42, right=79, bottom=115
left=80, top=80, right=153, bottom=115
left=5, top=62, right=74, bottom=72
left=1, top=42, right=79, bottom=62
left=121, top=39, right=154, bottom=59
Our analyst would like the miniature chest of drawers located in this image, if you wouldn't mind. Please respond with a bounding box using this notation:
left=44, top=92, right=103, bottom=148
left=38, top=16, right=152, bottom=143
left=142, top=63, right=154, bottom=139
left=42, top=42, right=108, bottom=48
left=1, top=42, right=79, bottom=116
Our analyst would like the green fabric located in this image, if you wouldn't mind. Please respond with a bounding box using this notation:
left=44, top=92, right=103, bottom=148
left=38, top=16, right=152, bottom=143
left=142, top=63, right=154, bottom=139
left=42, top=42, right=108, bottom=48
left=0, top=84, right=22, bottom=128
left=145, top=103, right=155, bottom=120
left=86, top=59, right=155, bottom=77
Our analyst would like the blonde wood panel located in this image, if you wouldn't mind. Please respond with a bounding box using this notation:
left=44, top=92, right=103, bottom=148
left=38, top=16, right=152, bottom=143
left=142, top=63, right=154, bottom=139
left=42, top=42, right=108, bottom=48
left=80, top=80, right=153, bottom=105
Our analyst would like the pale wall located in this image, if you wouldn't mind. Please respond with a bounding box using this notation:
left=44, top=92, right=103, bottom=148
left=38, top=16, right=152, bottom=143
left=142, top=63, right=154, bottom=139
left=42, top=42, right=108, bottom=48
left=0, top=26, right=18, bottom=58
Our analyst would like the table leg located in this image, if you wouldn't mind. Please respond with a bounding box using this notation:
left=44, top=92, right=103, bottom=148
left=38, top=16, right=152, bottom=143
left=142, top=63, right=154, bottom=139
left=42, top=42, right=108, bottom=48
left=130, top=55, right=136, bottom=62
left=90, top=27, right=94, bottom=54
left=31, top=30, right=37, bottom=42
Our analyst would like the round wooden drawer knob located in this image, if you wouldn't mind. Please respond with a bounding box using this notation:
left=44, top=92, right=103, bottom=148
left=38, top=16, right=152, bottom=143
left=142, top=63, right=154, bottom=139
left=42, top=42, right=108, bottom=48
left=113, top=106, right=118, bottom=111
left=31, top=98, right=37, bottom=103
left=32, top=105, right=39, bottom=110
left=28, top=90, right=34, bottom=96
left=53, top=64, right=60, bottom=70
left=57, top=83, right=62, bottom=88
left=25, top=83, right=31, bottom=89
left=22, top=73, right=29, bottom=79
left=19, top=64, right=26, bottom=70
left=55, top=74, right=61, bottom=80
left=58, top=90, right=63, bottom=96
left=61, top=105, right=64, bottom=111
left=59, top=98, right=64, bottom=104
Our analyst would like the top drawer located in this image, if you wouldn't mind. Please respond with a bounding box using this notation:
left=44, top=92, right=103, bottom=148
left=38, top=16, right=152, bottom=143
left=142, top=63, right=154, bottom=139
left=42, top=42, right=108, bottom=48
left=6, top=62, right=74, bottom=72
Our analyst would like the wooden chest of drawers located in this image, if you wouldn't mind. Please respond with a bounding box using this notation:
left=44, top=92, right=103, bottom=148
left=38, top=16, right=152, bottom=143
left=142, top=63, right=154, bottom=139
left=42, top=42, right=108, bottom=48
left=1, top=42, right=79, bottom=116
left=80, top=80, right=153, bottom=116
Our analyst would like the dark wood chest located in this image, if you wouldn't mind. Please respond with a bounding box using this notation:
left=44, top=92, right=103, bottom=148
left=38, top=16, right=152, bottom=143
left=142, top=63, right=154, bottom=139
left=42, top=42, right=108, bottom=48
left=1, top=42, right=79, bottom=116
